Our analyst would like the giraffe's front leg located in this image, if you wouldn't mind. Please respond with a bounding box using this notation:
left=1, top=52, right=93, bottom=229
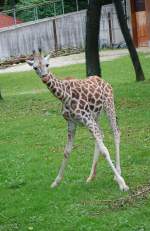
left=51, top=121, right=76, bottom=188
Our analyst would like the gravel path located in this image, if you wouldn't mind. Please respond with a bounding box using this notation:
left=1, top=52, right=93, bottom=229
left=0, top=48, right=149, bottom=74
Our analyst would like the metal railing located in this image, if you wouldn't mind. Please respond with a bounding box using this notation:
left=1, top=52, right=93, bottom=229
left=0, top=0, right=89, bottom=26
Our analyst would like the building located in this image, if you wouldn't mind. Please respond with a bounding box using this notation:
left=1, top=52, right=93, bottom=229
left=0, top=13, right=23, bottom=29
left=129, top=0, right=150, bottom=47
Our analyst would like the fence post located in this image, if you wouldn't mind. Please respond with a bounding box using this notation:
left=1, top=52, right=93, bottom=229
left=53, top=19, right=58, bottom=52
left=62, top=0, right=65, bottom=14
left=36, top=7, right=38, bottom=20
left=54, top=2, right=56, bottom=16
left=13, top=7, right=16, bottom=25
left=34, top=7, right=38, bottom=21
left=76, top=0, right=79, bottom=11
left=108, top=12, right=112, bottom=47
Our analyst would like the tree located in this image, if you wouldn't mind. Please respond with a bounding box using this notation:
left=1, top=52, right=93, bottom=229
left=85, top=0, right=102, bottom=77
left=85, top=0, right=145, bottom=81
left=113, top=0, right=145, bottom=81
left=85, top=0, right=114, bottom=77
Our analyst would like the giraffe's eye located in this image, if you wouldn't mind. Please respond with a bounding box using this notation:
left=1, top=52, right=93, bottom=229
left=46, top=64, right=49, bottom=67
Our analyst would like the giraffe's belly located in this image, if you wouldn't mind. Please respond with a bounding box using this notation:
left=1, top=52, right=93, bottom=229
left=62, top=104, right=101, bottom=124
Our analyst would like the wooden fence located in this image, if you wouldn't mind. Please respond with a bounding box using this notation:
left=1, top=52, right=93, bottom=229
left=0, top=4, right=130, bottom=60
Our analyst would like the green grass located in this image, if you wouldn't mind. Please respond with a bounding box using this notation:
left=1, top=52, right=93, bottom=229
left=0, top=54, right=150, bottom=231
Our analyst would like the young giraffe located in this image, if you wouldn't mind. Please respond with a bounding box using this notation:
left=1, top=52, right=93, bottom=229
left=27, top=50, right=129, bottom=191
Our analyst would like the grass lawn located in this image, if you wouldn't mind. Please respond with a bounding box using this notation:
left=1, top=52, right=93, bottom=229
left=0, top=54, right=150, bottom=231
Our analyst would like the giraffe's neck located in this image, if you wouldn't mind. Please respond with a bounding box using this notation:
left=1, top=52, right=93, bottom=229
left=42, top=73, right=68, bottom=101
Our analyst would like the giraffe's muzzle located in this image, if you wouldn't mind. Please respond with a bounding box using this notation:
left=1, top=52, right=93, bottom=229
left=42, top=75, right=50, bottom=83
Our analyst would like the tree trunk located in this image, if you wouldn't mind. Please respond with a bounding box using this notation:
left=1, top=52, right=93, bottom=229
left=113, top=0, right=145, bottom=81
left=85, top=0, right=102, bottom=77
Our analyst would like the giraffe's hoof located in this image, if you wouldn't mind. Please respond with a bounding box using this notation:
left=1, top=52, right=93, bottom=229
left=119, top=184, right=129, bottom=192
left=86, top=175, right=95, bottom=183
left=51, top=181, right=58, bottom=188
left=86, top=177, right=92, bottom=183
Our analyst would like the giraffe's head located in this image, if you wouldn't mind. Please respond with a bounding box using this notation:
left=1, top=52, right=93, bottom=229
left=26, top=49, right=50, bottom=78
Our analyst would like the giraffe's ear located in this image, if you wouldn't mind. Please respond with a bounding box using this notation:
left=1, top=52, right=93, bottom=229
left=26, top=60, right=34, bottom=66
left=45, top=54, right=51, bottom=61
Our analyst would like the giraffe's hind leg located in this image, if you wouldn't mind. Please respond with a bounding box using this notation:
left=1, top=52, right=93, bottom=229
left=104, top=97, right=121, bottom=176
left=84, top=117, right=129, bottom=191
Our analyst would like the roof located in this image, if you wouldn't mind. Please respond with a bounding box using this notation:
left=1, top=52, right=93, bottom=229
left=0, top=13, right=23, bottom=28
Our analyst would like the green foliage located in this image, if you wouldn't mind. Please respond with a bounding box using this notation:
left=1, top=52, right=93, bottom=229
left=15, top=0, right=63, bottom=21
left=64, top=0, right=88, bottom=13
left=2, top=0, right=88, bottom=21
left=0, top=0, right=19, bottom=10
left=0, top=54, right=150, bottom=230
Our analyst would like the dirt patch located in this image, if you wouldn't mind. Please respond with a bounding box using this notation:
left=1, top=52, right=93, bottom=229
left=81, top=183, right=150, bottom=216
left=0, top=49, right=129, bottom=74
